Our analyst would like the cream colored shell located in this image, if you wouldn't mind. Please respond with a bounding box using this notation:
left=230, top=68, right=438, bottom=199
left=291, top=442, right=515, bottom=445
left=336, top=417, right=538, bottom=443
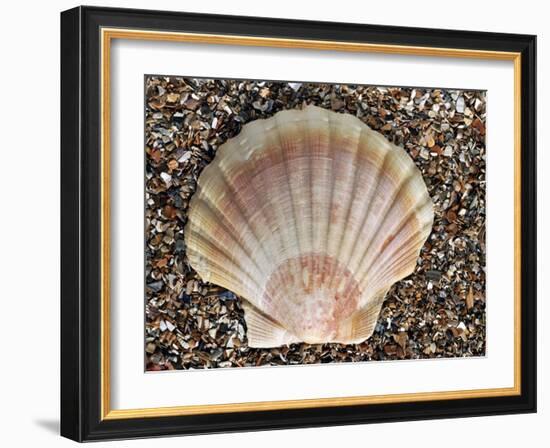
left=184, top=105, right=433, bottom=347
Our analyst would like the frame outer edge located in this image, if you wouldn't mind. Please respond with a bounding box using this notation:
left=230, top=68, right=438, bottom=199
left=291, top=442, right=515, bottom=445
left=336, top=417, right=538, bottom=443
left=60, top=6, right=84, bottom=442
left=521, top=35, right=537, bottom=412
left=62, top=5, right=537, bottom=441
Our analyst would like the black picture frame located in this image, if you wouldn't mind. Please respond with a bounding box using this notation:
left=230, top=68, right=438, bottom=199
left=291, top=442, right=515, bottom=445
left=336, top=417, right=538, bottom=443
left=61, top=5, right=537, bottom=442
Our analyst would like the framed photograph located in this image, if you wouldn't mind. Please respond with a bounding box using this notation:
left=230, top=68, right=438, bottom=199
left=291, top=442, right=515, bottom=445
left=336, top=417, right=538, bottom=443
left=60, top=6, right=537, bottom=441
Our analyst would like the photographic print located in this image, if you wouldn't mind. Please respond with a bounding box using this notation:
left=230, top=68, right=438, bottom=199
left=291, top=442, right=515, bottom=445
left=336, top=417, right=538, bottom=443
left=61, top=8, right=536, bottom=439
left=144, top=76, right=486, bottom=371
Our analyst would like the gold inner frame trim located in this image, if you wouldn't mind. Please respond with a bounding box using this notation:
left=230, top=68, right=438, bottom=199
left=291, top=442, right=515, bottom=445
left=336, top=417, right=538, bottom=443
left=100, top=27, right=522, bottom=420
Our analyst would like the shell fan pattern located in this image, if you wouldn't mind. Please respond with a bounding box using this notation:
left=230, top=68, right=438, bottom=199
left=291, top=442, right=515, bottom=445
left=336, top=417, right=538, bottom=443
left=184, top=105, right=434, bottom=348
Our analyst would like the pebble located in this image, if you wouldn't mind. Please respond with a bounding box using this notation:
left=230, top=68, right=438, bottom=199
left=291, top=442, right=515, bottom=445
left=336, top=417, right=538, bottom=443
left=456, top=96, right=465, bottom=113
left=160, top=172, right=172, bottom=185
left=178, top=152, right=191, bottom=163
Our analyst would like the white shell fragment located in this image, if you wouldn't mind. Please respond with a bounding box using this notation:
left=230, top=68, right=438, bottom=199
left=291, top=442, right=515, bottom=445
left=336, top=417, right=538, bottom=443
left=184, top=105, right=434, bottom=347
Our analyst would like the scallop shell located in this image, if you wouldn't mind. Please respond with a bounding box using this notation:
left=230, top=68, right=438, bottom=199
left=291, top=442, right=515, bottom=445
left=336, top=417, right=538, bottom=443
left=184, top=105, right=434, bottom=348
